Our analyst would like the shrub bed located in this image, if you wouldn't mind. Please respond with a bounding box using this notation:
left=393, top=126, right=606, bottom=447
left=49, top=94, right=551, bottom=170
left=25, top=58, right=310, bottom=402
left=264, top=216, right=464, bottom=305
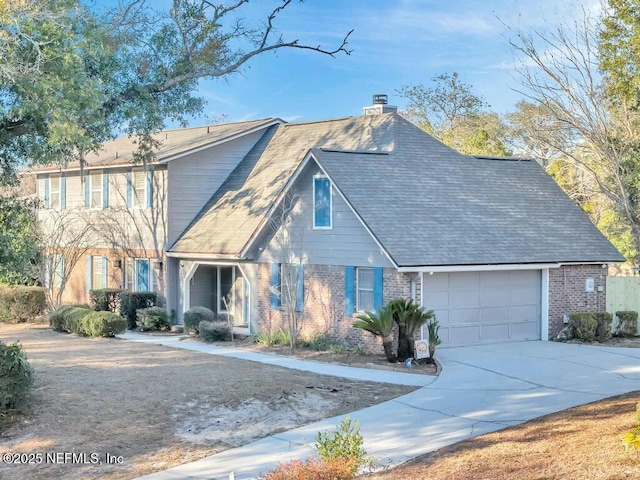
left=183, top=306, right=215, bottom=334
left=0, top=285, right=46, bottom=323
left=90, top=288, right=123, bottom=313
left=0, top=341, right=33, bottom=415
left=50, top=305, right=125, bottom=337
left=198, top=320, right=232, bottom=342
left=616, top=311, right=638, bottom=337
left=569, top=313, right=598, bottom=342
left=137, top=307, right=170, bottom=331
left=120, top=292, right=157, bottom=329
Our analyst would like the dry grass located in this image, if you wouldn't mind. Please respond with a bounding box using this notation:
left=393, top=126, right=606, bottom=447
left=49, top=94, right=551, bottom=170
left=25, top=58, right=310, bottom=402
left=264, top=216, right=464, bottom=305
left=365, top=391, right=640, bottom=480
left=0, top=323, right=414, bottom=480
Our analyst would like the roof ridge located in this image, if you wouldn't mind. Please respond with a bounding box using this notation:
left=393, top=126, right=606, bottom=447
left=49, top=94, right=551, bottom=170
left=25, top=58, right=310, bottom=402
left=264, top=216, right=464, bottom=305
left=283, top=116, right=355, bottom=127
left=154, top=117, right=278, bottom=134
left=472, top=155, right=533, bottom=162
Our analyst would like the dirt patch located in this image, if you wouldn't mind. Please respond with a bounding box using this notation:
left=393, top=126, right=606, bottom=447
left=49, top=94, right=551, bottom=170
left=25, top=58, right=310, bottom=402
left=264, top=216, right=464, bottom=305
left=566, top=336, right=640, bottom=348
left=196, top=336, right=439, bottom=376
left=0, top=323, right=415, bottom=480
left=363, top=391, right=640, bottom=480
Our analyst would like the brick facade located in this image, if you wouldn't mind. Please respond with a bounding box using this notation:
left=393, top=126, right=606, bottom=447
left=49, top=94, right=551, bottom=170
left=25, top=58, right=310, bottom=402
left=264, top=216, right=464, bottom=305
left=547, top=264, right=607, bottom=339
left=257, top=263, right=421, bottom=354
left=55, top=248, right=164, bottom=306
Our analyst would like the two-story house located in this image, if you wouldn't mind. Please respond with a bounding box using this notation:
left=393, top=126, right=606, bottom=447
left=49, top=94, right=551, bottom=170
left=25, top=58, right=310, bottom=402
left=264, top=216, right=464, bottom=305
left=31, top=98, right=625, bottom=349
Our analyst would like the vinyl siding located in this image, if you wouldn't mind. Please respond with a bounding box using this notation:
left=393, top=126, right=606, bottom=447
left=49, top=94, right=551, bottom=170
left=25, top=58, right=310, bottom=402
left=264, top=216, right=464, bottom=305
left=257, top=162, right=393, bottom=267
left=167, top=129, right=267, bottom=246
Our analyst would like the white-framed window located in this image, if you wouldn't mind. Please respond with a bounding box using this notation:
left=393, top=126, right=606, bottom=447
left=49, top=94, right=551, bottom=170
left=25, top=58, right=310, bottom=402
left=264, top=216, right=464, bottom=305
left=133, top=170, right=147, bottom=208
left=86, top=255, right=107, bottom=291
left=90, top=171, right=103, bottom=209
left=49, top=175, right=61, bottom=209
left=125, top=258, right=152, bottom=292
left=279, top=263, right=297, bottom=307
left=356, top=267, right=375, bottom=312
left=44, top=254, right=64, bottom=288
left=313, top=175, right=332, bottom=229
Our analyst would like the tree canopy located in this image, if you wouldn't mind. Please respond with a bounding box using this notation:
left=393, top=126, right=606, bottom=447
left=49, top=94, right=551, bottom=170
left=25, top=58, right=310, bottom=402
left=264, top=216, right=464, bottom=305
left=0, top=0, right=352, bottom=184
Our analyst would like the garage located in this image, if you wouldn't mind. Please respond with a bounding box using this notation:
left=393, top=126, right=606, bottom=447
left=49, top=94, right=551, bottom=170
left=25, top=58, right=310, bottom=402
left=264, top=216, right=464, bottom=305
left=421, top=270, right=541, bottom=347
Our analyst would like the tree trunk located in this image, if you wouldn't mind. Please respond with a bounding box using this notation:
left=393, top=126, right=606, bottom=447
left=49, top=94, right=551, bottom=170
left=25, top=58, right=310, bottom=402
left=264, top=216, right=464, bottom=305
left=428, top=344, right=436, bottom=360
left=381, top=336, right=397, bottom=363
left=397, top=324, right=411, bottom=361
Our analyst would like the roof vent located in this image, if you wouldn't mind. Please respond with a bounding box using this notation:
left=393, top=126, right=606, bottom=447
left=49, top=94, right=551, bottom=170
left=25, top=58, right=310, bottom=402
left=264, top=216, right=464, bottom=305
left=373, top=94, right=388, bottom=105
left=363, top=94, right=397, bottom=116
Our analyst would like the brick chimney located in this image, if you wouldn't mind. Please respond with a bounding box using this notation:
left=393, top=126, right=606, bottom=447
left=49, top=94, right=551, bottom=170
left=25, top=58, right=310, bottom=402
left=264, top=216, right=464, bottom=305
left=363, top=94, right=398, bottom=115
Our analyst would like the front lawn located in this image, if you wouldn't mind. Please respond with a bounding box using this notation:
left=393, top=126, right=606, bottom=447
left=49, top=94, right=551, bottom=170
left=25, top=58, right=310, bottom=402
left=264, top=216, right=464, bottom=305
left=364, top=391, right=640, bottom=480
left=0, top=323, right=414, bottom=480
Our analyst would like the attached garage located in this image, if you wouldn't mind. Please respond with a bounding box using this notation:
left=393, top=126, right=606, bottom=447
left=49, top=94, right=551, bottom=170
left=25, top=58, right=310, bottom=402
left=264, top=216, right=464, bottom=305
left=421, top=270, right=542, bottom=347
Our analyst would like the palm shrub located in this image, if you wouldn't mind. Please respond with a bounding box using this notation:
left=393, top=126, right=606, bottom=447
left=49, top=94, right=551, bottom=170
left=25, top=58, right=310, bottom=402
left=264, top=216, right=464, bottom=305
left=353, top=304, right=396, bottom=362
left=426, top=317, right=442, bottom=360
left=388, top=298, right=434, bottom=361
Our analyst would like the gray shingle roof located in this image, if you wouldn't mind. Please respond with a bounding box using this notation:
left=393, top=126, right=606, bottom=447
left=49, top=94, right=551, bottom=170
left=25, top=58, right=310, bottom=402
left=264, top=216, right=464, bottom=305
left=313, top=117, right=624, bottom=266
left=169, top=114, right=396, bottom=255
left=29, top=118, right=279, bottom=171
left=170, top=112, right=624, bottom=265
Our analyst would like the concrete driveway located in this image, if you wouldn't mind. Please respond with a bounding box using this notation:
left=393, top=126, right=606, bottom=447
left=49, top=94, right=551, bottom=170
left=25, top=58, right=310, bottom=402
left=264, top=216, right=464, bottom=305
left=134, top=340, right=640, bottom=480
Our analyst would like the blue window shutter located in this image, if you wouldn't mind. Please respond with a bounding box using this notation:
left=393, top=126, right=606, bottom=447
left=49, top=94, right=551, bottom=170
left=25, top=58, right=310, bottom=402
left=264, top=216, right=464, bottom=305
left=374, top=267, right=384, bottom=312
left=270, top=263, right=280, bottom=308
left=102, top=172, right=109, bottom=208
left=126, top=172, right=133, bottom=207
left=84, top=174, right=90, bottom=208
left=146, top=170, right=153, bottom=208
left=44, top=176, right=50, bottom=208
left=295, top=263, right=304, bottom=312
left=60, top=176, right=66, bottom=210
left=102, top=257, right=108, bottom=288
left=345, top=266, right=355, bottom=316
left=86, top=256, right=92, bottom=292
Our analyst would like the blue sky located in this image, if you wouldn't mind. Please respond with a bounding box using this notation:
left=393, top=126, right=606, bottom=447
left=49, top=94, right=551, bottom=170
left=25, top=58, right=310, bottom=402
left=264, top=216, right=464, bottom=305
left=111, top=0, right=599, bottom=125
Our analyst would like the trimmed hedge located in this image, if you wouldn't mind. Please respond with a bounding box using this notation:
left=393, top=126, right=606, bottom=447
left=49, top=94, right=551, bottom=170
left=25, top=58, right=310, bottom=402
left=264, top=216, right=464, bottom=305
left=0, top=341, right=33, bottom=415
left=616, top=311, right=638, bottom=337
left=90, top=288, right=123, bottom=313
left=120, top=292, right=157, bottom=329
left=82, top=311, right=127, bottom=337
left=0, top=285, right=46, bottom=323
left=137, top=307, right=170, bottom=331
left=50, top=305, right=125, bottom=337
left=198, top=320, right=232, bottom=342
left=183, top=306, right=215, bottom=334
left=569, top=313, right=597, bottom=342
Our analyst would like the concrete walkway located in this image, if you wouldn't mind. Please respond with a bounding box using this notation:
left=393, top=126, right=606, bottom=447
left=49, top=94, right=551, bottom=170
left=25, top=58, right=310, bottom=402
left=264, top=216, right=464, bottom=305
left=121, top=334, right=640, bottom=480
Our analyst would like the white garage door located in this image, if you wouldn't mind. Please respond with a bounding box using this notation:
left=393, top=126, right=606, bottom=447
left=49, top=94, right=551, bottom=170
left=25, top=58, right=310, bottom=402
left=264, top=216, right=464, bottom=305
left=421, top=270, right=541, bottom=347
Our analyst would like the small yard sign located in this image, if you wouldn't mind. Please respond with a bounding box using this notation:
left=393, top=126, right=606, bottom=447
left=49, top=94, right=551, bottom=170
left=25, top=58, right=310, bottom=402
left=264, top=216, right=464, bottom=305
left=415, top=339, right=429, bottom=359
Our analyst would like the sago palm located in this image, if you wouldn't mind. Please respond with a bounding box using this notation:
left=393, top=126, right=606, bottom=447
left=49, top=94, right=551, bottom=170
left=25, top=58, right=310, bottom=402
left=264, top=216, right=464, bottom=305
left=353, top=305, right=396, bottom=362
left=388, top=298, right=435, bottom=361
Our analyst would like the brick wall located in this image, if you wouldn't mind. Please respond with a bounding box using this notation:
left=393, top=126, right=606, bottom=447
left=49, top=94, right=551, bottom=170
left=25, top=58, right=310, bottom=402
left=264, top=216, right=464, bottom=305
left=56, top=247, right=164, bottom=306
left=257, top=263, right=420, bottom=354
left=548, top=264, right=607, bottom=338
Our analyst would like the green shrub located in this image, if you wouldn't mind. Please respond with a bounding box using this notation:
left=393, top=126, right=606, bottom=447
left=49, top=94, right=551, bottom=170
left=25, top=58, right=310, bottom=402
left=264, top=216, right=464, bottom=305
left=0, top=285, right=46, bottom=323
left=0, top=341, right=33, bottom=415
left=90, top=288, right=123, bottom=313
left=593, top=312, right=613, bottom=341
left=569, top=313, right=598, bottom=342
left=183, top=306, right=215, bottom=334
left=62, top=306, right=94, bottom=334
left=198, top=320, right=232, bottom=342
left=82, top=311, right=127, bottom=337
left=616, top=311, right=638, bottom=337
left=300, top=332, right=343, bottom=351
left=315, top=417, right=368, bottom=475
left=120, top=292, right=157, bottom=329
left=50, top=305, right=81, bottom=332
left=253, top=328, right=291, bottom=347
left=137, top=307, right=170, bottom=331
left=258, top=457, right=356, bottom=480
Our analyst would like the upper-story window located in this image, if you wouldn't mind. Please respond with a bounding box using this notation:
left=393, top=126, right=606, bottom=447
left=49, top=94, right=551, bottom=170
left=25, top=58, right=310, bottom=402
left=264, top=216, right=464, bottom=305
left=313, top=175, right=332, bottom=229
left=133, top=170, right=147, bottom=208
left=49, top=175, right=61, bottom=209
left=85, top=171, right=104, bottom=209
